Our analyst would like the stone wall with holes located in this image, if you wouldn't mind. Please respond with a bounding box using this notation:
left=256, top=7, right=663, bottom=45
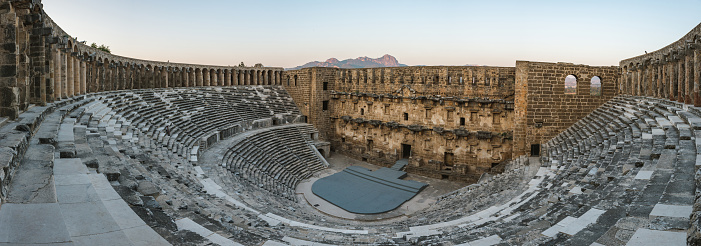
left=513, top=61, right=619, bottom=156
left=283, top=66, right=516, bottom=182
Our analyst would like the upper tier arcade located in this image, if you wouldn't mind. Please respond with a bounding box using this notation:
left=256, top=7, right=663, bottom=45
left=619, top=23, right=701, bottom=105
left=0, top=1, right=283, bottom=120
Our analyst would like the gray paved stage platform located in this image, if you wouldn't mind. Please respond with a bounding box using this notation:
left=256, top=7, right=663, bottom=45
left=311, top=164, right=427, bottom=214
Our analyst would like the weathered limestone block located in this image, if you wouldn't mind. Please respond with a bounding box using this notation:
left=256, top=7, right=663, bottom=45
left=137, top=180, right=160, bottom=197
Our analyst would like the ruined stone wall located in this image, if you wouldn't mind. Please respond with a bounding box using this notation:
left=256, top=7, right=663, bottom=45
left=336, top=66, right=515, bottom=99
left=0, top=1, right=284, bottom=120
left=281, top=67, right=335, bottom=140
left=283, top=66, right=516, bottom=182
left=513, top=61, right=619, bottom=156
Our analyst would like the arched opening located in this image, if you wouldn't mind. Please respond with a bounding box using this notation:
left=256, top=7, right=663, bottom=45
left=590, top=76, right=602, bottom=96
left=565, top=75, right=577, bottom=95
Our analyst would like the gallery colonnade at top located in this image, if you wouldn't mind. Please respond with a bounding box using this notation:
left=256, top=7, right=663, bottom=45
left=38, top=17, right=283, bottom=103
left=619, top=28, right=701, bottom=106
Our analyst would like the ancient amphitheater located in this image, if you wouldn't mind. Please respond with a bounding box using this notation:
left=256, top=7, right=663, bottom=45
left=1, top=1, right=700, bottom=245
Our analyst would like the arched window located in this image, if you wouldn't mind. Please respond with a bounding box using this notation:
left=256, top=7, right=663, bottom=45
left=590, top=76, right=602, bottom=96
left=565, top=75, right=577, bottom=95
left=287, top=76, right=290, bottom=86
left=294, top=75, right=298, bottom=86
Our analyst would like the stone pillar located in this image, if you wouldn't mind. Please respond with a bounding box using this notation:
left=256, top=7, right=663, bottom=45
left=54, top=49, right=62, bottom=99
left=118, top=66, right=124, bottom=90
left=202, top=69, right=209, bottom=86
left=695, top=50, right=700, bottom=106
left=72, top=57, right=78, bottom=95
left=686, top=54, right=692, bottom=104
left=669, top=61, right=676, bottom=101
left=195, top=69, right=202, bottom=86
left=184, top=69, right=190, bottom=87
left=637, top=68, right=642, bottom=96
left=80, top=60, right=86, bottom=95
left=657, top=65, right=662, bottom=98
left=224, top=70, right=231, bottom=86
left=163, top=67, right=169, bottom=88
left=677, top=57, right=684, bottom=103
left=66, top=55, right=74, bottom=97
left=238, top=70, right=243, bottom=85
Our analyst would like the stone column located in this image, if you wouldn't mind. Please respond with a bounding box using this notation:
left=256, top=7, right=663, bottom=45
left=686, top=54, right=692, bottom=104
left=66, top=55, right=74, bottom=97
left=203, top=69, right=210, bottom=86
left=669, top=61, right=675, bottom=101
left=637, top=68, right=642, bottom=96
left=54, top=49, right=62, bottom=99
left=657, top=65, right=662, bottom=98
left=224, top=70, right=231, bottom=86
left=695, top=49, right=700, bottom=106
left=163, top=67, right=169, bottom=88
left=183, top=69, right=190, bottom=87
left=118, top=66, right=124, bottom=90
left=218, top=69, right=224, bottom=86
left=80, top=60, right=86, bottom=95
left=73, top=57, right=79, bottom=95
left=677, top=57, right=684, bottom=103
left=195, top=69, right=202, bottom=86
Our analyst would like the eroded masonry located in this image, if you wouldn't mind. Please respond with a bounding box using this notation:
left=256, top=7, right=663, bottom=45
left=2, top=0, right=701, bottom=245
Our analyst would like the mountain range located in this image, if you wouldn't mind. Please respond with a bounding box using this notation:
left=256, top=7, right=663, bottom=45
left=289, top=54, right=407, bottom=70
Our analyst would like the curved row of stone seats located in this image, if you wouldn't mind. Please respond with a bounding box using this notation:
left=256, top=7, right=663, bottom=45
left=62, top=92, right=330, bottom=245
left=223, top=124, right=326, bottom=201
left=0, top=95, right=170, bottom=245
left=384, top=95, right=694, bottom=245
left=12, top=93, right=692, bottom=245
left=87, top=86, right=302, bottom=164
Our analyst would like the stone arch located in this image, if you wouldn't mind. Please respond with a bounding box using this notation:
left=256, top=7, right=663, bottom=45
left=590, top=76, right=602, bottom=96
left=565, top=74, right=577, bottom=95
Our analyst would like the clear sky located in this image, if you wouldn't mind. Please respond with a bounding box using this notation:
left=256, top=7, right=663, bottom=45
left=42, top=0, right=701, bottom=68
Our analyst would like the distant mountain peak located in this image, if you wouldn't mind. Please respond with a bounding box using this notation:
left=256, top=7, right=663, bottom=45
left=289, top=54, right=407, bottom=70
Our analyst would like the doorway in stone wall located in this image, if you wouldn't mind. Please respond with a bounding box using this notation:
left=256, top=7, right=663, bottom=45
left=444, top=152, right=454, bottom=168
left=402, top=144, right=412, bottom=159
left=531, top=144, right=541, bottom=157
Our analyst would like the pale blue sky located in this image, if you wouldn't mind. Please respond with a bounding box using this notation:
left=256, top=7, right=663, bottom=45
left=42, top=1, right=701, bottom=68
